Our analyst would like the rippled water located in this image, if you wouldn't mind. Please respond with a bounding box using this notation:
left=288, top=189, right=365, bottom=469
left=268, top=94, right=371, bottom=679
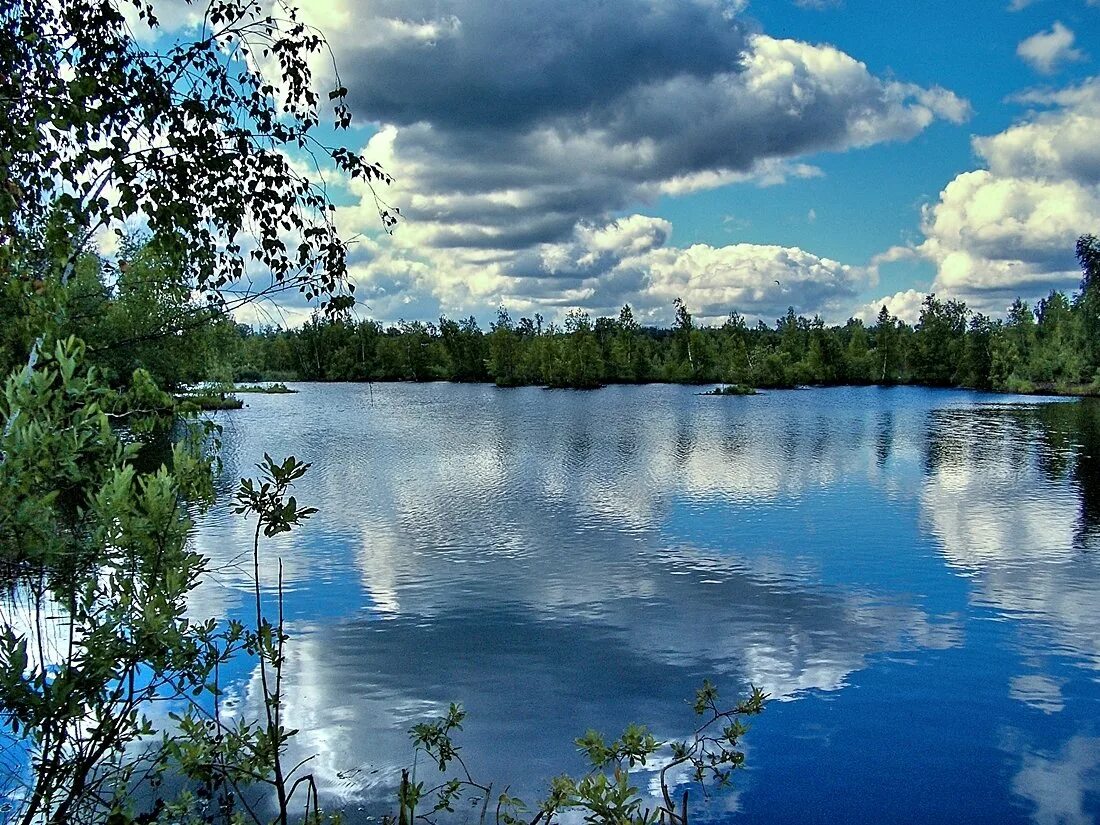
left=192, top=384, right=1100, bottom=824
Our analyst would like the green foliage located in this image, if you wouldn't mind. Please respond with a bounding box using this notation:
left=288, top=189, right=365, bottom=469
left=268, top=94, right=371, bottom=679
left=0, top=340, right=330, bottom=824
left=0, top=338, right=187, bottom=563
left=2, top=0, right=393, bottom=820
left=4, top=0, right=393, bottom=317
left=1076, top=234, right=1100, bottom=369
left=912, top=294, right=967, bottom=386
left=489, top=307, right=522, bottom=388
left=0, top=339, right=231, bottom=823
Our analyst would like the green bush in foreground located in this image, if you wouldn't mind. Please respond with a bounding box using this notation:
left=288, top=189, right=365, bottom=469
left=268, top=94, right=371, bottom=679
left=401, top=682, right=767, bottom=825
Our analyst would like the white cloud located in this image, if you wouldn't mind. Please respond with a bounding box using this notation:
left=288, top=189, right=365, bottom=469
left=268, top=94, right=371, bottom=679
left=323, top=214, right=869, bottom=326
left=335, top=32, right=969, bottom=258
left=913, top=77, right=1100, bottom=311
left=1017, top=22, right=1086, bottom=75
left=854, top=289, right=927, bottom=324
left=630, top=241, right=865, bottom=323
left=139, top=0, right=974, bottom=324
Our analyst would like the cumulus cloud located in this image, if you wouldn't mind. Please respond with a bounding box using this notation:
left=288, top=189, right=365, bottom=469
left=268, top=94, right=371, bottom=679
left=338, top=211, right=868, bottom=324
left=1017, top=22, right=1086, bottom=75
left=910, top=77, right=1100, bottom=312
left=628, top=241, right=864, bottom=322
left=334, top=27, right=969, bottom=255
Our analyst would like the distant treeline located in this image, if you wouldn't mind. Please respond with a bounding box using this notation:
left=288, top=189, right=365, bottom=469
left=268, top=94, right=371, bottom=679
left=226, top=236, right=1100, bottom=395
left=11, top=234, right=1097, bottom=396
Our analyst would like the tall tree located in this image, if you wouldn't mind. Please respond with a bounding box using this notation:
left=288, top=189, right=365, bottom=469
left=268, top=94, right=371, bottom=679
left=671, top=297, right=695, bottom=379
left=3, top=0, right=396, bottom=380
left=611, top=303, right=645, bottom=382
left=960, top=313, right=994, bottom=390
left=488, top=305, right=520, bottom=386
left=913, top=294, right=968, bottom=386
left=872, top=305, right=899, bottom=384
left=1076, top=234, right=1100, bottom=376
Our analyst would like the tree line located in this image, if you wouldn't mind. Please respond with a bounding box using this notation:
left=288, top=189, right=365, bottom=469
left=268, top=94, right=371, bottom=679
left=222, top=235, right=1100, bottom=394
left=9, top=234, right=1096, bottom=398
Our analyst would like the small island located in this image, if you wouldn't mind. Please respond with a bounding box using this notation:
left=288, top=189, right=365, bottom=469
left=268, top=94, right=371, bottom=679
left=701, top=384, right=758, bottom=396
left=234, top=382, right=297, bottom=394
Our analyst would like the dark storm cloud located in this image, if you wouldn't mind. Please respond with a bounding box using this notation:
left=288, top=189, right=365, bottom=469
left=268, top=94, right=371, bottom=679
left=340, top=20, right=969, bottom=253
left=333, top=0, right=750, bottom=131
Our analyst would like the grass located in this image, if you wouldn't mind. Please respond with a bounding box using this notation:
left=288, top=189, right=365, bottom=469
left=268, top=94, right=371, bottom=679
left=176, top=394, right=244, bottom=411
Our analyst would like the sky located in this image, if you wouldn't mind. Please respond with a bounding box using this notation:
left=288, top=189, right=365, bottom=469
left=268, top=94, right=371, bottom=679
left=152, top=0, right=1100, bottom=327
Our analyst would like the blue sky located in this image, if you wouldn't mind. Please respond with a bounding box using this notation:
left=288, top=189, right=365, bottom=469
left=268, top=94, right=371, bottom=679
left=148, top=0, right=1100, bottom=327
left=659, top=0, right=1100, bottom=310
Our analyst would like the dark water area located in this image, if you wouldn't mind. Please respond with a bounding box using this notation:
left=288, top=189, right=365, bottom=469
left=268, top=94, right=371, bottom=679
left=192, top=384, right=1100, bottom=824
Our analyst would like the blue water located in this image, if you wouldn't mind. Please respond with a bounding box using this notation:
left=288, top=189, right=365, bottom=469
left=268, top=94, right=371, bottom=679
left=191, top=384, right=1100, bottom=824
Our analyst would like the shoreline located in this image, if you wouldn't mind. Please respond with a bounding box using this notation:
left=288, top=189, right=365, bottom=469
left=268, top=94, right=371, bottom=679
left=240, top=377, right=1100, bottom=400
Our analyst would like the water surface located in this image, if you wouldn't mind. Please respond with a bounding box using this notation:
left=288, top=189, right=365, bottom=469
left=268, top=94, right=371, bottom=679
left=194, top=384, right=1100, bottom=824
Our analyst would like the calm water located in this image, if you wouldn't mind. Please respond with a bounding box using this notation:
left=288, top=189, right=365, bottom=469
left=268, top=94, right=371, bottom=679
left=191, top=383, right=1100, bottom=824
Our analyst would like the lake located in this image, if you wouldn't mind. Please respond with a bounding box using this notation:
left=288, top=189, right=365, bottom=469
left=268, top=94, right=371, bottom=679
left=192, top=383, right=1100, bottom=824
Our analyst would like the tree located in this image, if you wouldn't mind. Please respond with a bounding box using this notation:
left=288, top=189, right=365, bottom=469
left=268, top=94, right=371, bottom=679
left=3, top=0, right=396, bottom=381
left=913, top=294, right=968, bottom=386
left=440, top=315, right=488, bottom=382
left=1034, top=291, right=1084, bottom=384
left=671, top=297, right=694, bottom=380
left=960, top=313, right=994, bottom=390
left=843, top=318, right=873, bottom=384
left=95, top=234, right=219, bottom=388
left=610, top=304, right=645, bottom=382
left=872, top=305, right=899, bottom=383
left=488, top=306, right=520, bottom=386
left=1076, top=234, right=1100, bottom=376
left=804, top=315, right=840, bottom=384
left=718, top=312, right=751, bottom=384
left=983, top=299, right=1030, bottom=391
left=560, top=309, right=603, bottom=388
left=2, top=1, right=395, bottom=822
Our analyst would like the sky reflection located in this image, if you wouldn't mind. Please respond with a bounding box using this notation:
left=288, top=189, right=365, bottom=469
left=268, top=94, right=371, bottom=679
left=189, top=385, right=1100, bottom=824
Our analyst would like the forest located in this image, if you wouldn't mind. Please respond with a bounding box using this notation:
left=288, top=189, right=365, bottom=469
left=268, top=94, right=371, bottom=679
left=15, top=234, right=1099, bottom=396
